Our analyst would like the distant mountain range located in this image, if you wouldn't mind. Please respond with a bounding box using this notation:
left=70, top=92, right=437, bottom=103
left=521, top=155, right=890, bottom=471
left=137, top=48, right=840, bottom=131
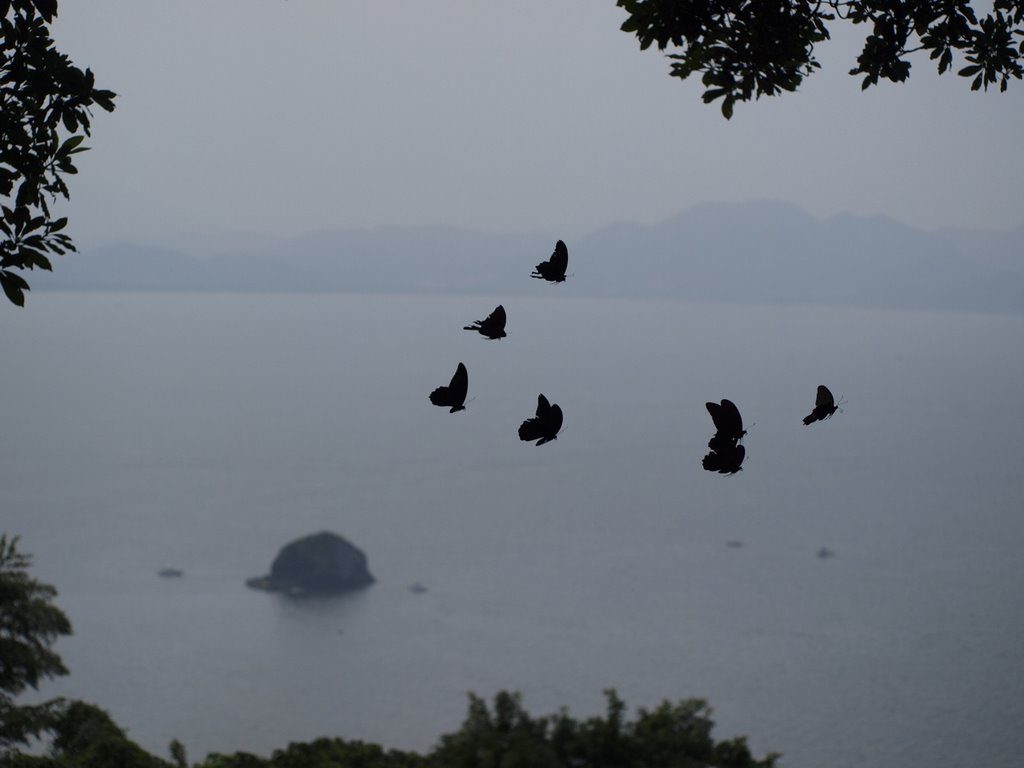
left=40, top=201, right=1024, bottom=314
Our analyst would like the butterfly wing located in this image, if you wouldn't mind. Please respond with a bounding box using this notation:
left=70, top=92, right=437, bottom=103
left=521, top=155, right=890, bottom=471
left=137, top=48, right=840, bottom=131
left=518, top=416, right=543, bottom=442
left=531, top=252, right=551, bottom=278
left=490, top=304, right=506, bottom=332
left=429, top=384, right=451, bottom=407
left=480, top=304, right=506, bottom=338
left=548, top=403, right=563, bottom=435
left=702, top=451, right=719, bottom=472
left=535, top=403, right=563, bottom=446
left=448, top=363, right=468, bottom=410
left=720, top=444, right=745, bottom=474
left=548, top=240, right=568, bottom=279
left=705, top=443, right=745, bottom=474
left=815, top=385, right=834, bottom=410
left=519, top=394, right=551, bottom=442
left=719, top=399, right=744, bottom=436
left=535, top=394, right=551, bottom=418
left=708, top=432, right=737, bottom=454
left=706, top=401, right=724, bottom=429
left=707, top=399, right=743, bottom=437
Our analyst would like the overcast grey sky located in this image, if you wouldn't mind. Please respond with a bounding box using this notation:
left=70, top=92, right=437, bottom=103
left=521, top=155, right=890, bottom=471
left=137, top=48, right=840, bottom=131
left=53, top=1, right=1024, bottom=248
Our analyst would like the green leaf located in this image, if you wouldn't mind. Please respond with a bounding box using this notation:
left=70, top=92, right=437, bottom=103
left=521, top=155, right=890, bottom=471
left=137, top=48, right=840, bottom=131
left=94, top=92, right=117, bottom=112
left=1, top=270, right=29, bottom=290
left=0, top=271, right=29, bottom=307
left=61, top=110, right=80, bottom=133
left=19, top=248, right=52, bottom=271
left=938, top=49, right=952, bottom=75
left=57, top=135, right=86, bottom=158
left=958, top=64, right=983, bottom=76
left=16, top=181, right=39, bottom=208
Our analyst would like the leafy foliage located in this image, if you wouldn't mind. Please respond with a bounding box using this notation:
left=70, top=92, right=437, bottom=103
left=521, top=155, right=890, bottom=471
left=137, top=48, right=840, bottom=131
left=5, top=683, right=779, bottom=767
left=3, top=701, right=171, bottom=768
left=617, top=1, right=1024, bottom=117
left=431, top=689, right=778, bottom=768
left=47, top=701, right=168, bottom=768
left=0, top=0, right=115, bottom=306
left=141, top=690, right=780, bottom=768
left=0, top=534, right=72, bottom=754
left=196, top=738, right=428, bottom=768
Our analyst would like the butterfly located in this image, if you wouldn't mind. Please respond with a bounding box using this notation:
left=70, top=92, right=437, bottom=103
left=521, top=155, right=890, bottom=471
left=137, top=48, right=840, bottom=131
left=463, top=304, right=507, bottom=339
left=531, top=240, right=568, bottom=282
left=702, top=442, right=745, bottom=474
left=705, top=399, right=746, bottom=441
left=518, top=393, right=563, bottom=445
left=703, top=398, right=746, bottom=474
left=803, top=385, right=840, bottom=425
left=429, top=362, right=468, bottom=413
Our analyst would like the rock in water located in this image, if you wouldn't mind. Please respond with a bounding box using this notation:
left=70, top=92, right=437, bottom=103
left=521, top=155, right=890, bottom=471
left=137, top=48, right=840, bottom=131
left=246, top=531, right=375, bottom=596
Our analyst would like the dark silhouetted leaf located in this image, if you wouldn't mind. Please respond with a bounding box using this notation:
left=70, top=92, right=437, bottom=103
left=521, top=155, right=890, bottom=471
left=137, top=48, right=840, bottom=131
left=1, top=271, right=29, bottom=307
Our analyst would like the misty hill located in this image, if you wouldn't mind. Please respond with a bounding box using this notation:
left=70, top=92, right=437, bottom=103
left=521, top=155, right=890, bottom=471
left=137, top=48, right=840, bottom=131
left=42, top=201, right=1023, bottom=314
left=578, top=202, right=1024, bottom=313
left=46, top=228, right=547, bottom=295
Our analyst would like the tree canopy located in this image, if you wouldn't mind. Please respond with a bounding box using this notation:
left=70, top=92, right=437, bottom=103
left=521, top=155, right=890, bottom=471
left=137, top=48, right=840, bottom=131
left=4, top=687, right=780, bottom=768
left=176, top=690, right=780, bottom=768
left=0, top=0, right=115, bottom=306
left=617, top=0, right=1024, bottom=117
left=0, top=534, right=72, bottom=754
left=430, top=689, right=777, bottom=768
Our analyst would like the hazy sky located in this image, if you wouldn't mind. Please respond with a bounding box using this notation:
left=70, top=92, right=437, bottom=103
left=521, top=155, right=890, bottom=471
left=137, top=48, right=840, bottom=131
left=53, top=1, right=1024, bottom=248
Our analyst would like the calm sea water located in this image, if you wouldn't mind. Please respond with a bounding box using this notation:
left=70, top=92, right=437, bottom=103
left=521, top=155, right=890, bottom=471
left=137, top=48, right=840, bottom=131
left=3, top=292, right=1023, bottom=768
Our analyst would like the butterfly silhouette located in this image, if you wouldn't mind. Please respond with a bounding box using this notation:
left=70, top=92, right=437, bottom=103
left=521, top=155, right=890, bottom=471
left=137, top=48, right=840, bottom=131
left=803, top=385, right=840, bottom=425
left=531, top=240, right=568, bottom=282
left=518, top=393, right=563, bottom=445
left=702, top=442, right=745, bottom=474
left=703, top=399, right=746, bottom=474
left=429, top=362, right=468, bottom=413
left=463, top=304, right=507, bottom=339
left=705, top=399, right=746, bottom=441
